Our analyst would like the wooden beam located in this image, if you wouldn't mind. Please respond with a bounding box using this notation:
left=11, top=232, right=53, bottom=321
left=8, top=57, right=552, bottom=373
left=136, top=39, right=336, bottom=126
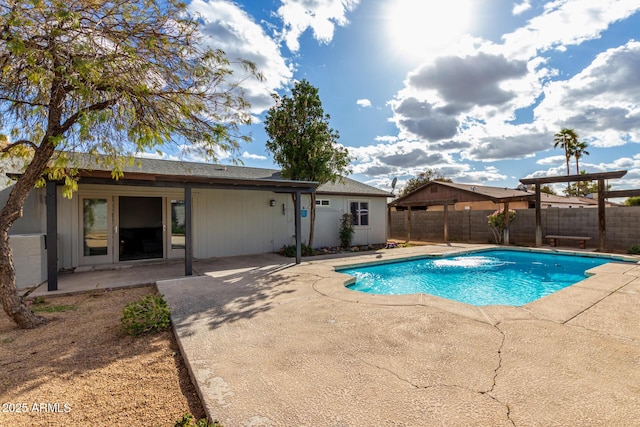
left=407, top=206, right=412, bottom=242
left=604, top=189, right=640, bottom=198
left=391, top=198, right=456, bottom=207
left=535, top=185, right=542, bottom=247
left=520, top=170, right=626, bottom=185
left=503, top=201, right=510, bottom=245
left=443, top=204, right=449, bottom=243
left=598, top=179, right=606, bottom=252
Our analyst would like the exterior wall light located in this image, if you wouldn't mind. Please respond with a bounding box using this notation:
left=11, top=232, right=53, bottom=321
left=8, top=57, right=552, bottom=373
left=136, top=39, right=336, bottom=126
left=270, top=199, right=276, bottom=207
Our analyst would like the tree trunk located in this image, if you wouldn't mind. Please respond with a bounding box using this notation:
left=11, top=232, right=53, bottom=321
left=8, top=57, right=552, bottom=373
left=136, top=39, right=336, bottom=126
left=0, top=143, right=55, bottom=328
left=566, top=152, right=571, bottom=194
left=0, top=229, right=47, bottom=328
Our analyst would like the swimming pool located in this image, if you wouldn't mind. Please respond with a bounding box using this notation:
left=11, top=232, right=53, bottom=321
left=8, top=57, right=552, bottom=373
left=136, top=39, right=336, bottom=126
left=337, top=250, right=628, bottom=306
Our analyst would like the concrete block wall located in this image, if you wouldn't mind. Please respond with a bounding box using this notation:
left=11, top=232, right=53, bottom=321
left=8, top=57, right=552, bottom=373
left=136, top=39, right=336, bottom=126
left=390, top=206, right=640, bottom=252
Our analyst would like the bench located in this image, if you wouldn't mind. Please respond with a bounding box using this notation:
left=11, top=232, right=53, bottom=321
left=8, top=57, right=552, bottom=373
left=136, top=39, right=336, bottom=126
left=545, top=235, right=592, bottom=249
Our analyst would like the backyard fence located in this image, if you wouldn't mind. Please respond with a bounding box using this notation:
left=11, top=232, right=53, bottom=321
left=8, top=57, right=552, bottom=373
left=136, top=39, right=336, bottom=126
left=389, top=206, right=640, bottom=253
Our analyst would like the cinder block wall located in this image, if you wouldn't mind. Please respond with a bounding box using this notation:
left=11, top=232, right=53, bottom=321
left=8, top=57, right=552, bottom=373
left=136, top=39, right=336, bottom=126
left=389, top=206, right=640, bottom=252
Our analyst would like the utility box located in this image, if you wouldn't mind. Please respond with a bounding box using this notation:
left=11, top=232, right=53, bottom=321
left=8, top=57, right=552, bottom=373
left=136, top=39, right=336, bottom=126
left=9, top=233, right=48, bottom=289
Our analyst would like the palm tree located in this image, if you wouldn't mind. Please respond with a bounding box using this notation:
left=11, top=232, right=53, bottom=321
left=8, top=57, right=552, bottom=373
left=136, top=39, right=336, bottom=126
left=573, top=141, right=590, bottom=196
left=553, top=128, right=578, bottom=193
left=573, top=141, right=589, bottom=174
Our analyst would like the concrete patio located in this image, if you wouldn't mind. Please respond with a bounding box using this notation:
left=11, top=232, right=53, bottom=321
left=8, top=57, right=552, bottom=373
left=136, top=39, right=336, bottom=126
left=149, top=244, right=640, bottom=426
left=25, top=244, right=640, bottom=425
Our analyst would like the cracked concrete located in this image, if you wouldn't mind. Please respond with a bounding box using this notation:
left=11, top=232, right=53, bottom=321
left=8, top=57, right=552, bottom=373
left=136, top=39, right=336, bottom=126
left=158, top=244, right=640, bottom=426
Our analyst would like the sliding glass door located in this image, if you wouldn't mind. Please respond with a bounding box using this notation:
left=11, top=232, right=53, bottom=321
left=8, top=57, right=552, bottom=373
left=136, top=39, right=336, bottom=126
left=79, top=197, right=113, bottom=265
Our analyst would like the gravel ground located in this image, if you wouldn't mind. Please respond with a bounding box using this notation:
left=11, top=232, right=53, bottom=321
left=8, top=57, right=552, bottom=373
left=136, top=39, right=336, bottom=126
left=0, top=286, right=206, bottom=426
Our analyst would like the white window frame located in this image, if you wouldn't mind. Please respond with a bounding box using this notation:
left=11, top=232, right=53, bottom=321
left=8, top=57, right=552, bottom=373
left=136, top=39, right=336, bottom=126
left=349, top=200, right=370, bottom=227
left=315, top=199, right=331, bottom=208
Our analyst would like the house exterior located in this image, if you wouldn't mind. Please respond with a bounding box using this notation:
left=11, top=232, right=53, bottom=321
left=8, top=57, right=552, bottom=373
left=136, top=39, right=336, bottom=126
left=390, top=181, right=606, bottom=211
left=2, top=156, right=390, bottom=290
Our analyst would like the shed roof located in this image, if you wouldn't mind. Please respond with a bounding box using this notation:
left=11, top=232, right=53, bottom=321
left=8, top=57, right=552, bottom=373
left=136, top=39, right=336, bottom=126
left=391, top=180, right=602, bottom=207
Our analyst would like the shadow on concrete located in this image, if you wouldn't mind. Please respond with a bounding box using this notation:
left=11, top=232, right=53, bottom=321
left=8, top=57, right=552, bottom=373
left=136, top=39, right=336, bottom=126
left=159, top=260, right=298, bottom=335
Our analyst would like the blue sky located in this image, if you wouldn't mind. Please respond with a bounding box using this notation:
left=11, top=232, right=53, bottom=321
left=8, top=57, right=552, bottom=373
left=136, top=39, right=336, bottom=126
left=179, top=0, right=640, bottom=194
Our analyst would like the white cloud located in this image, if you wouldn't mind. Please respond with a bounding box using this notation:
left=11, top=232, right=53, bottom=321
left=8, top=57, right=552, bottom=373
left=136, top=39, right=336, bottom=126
left=502, top=0, right=640, bottom=59
left=242, top=151, right=267, bottom=160
left=512, top=1, right=531, bottom=16
left=356, top=98, right=371, bottom=108
left=377, top=0, right=640, bottom=179
left=188, top=0, right=293, bottom=114
left=534, top=40, right=640, bottom=147
left=276, top=0, right=360, bottom=52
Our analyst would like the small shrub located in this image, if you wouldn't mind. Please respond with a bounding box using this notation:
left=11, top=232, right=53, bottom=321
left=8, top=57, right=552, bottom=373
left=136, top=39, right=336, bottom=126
left=338, top=213, right=355, bottom=248
left=487, top=208, right=516, bottom=244
left=279, top=243, right=315, bottom=257
left=121, top=294, right=171, bottom=336
left=174, top=413, right=223, bottom=427
left=628, top=244, right=640, bottom=255
left=32, top=296, right=46, bottom=305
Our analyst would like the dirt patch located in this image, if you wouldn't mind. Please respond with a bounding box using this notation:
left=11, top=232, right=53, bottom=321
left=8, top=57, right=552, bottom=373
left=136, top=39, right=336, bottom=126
left=0, top=286, right=206, bottom=426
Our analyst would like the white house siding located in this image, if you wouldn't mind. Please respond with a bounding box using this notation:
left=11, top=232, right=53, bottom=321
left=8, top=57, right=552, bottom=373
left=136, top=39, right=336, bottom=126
left=55, top=184, right=300, bottom=266
left=192, top=188, right=294, bottom=258
left=308, top=195, right=387, bottom=248
left=50, top=184, right=388, bottom=270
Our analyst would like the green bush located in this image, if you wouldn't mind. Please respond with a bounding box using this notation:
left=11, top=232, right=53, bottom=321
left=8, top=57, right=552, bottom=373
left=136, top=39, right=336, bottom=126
left=279, top=243, right=315, bottom=257
left=121, top=294, right=171, bottom=336
left=174, top=414, right=222, bottom=427
left=628, top=244, right=640, bottom=255
left=338, top=213, right=355, bottom=248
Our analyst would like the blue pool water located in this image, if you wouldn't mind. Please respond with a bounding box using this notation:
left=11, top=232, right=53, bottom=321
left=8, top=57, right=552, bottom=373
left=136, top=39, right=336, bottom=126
left=338, top=250, right=624, bottom=306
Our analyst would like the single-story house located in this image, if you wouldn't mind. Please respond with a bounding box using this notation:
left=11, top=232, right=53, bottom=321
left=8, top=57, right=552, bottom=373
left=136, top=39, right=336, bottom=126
left=2, top=155, right=390, bottom=290
left=390, top=181, right=609, bottom=211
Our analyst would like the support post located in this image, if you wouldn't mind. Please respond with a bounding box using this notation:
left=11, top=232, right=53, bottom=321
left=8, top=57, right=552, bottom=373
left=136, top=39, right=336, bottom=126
left=407, top=206, right=412, bottom=242
left=294, top=190, right=302, bottom=264
left=598, top=179, right=606, bottom=252
left=443, top=204, right=449, bottom=243
left=184, top=184, right=193, bottom=276
left=503, top=201, right=510, bottom=245
left=535, top=186, right=542, bottom=247
left=46, top=181, right=58, bottom=291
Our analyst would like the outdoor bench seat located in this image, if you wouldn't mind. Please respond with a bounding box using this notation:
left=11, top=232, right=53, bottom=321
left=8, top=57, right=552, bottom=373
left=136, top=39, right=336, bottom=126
left=545, top=235, right=592, bottom=249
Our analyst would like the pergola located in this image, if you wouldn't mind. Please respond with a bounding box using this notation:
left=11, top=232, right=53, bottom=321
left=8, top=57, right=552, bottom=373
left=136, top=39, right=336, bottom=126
left=519, top=170, right=637, bottom=251
left=390, top=192, right=534, bottom=243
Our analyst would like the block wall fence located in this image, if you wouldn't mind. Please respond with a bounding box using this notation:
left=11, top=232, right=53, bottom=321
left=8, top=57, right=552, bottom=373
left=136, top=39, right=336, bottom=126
left=389, top=206, right=640, bottom=253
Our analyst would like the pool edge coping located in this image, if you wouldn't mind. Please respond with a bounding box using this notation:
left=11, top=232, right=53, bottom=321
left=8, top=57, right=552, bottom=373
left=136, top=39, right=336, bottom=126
left=304, top=244, right=640, bottom=326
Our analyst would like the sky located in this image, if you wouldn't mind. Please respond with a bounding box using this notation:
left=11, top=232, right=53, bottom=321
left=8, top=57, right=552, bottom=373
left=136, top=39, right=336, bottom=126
left=178, top=0, right=640, bottom=194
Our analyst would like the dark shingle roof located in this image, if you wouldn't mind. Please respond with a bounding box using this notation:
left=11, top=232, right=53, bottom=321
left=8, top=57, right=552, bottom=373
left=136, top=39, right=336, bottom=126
left=69, top=154, right=389, bottom=196
left=317, top=177, right=391, bottom=197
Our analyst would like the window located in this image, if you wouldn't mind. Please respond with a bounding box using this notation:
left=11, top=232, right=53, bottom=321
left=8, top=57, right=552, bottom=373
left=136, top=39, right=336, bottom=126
left=315, top=199, right=330, bottom=207
left=350, top=201, right=369, bottom=226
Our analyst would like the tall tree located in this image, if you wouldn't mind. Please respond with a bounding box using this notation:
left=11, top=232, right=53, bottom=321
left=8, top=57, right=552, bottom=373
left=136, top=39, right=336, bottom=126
left=553, top=128, right=579, bottom=193
left=0, top=0, right=259, bottom=328
left=573, top=140, right=589, bottom=175
left=264, top=80, right=351, bottom=247
left=400, top=168, right=451, bottom=196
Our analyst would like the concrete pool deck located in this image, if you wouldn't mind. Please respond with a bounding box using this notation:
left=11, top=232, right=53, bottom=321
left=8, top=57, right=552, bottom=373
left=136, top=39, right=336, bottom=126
left=157, top=244, right=640, bottom=426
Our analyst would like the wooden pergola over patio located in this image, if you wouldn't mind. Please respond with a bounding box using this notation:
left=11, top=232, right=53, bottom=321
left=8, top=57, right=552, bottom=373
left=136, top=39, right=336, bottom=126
left=520, top=170, right=627, bottom=251
left=389, top=199, right=457, bottom=242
